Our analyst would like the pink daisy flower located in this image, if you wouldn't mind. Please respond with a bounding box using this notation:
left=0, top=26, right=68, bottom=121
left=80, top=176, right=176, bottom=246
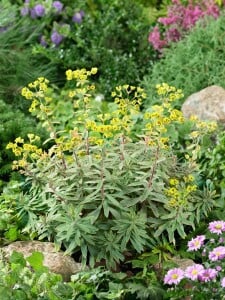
left=185, top=264, right=204, bottom=280
left=187, top=235, right=205, bottom=251
left=208, top=221, right=225, bottom=235
left=208, top=246, right=225, bottom=261
left=198, top=268, right=217, bottom=282
left=164, top=268, right=184, bottom=285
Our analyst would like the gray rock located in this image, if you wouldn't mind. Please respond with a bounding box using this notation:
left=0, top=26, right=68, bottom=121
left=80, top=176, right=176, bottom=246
left=1, top=241, right=83, bottom=281
left=182, top=85, right=225, bottom=121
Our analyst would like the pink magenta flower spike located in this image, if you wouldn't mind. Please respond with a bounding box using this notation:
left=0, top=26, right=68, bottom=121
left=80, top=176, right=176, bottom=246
left=208, top=246, right=225, bottom=261
left=208, top=221, right=225, bottom=235
left=198, top=268, right=217, bottom=282
left=148, top=26, right=167, bottom=51
left=187, top=235, right=205, bottom=251
left=164, top=268, right=184, bottom=285
left=185, top=264, right=204, bottom=280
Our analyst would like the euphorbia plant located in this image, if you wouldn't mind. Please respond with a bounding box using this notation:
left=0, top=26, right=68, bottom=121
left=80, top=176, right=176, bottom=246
left=7, top=69, right=216, bottom=269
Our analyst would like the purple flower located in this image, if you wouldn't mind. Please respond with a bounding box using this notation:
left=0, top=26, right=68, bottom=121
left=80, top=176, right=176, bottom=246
left=52, top=1, right=63, bottom=13
left=0, top=27, right=7, bottom=33
left=20, top=6, right=29, bottom=16
left=208, top=221, right=225, bottom=235
left=185, top=264, right=204, bottom=281
left=198, top=268, right=217, bottom=282
left=72, top=11, right=85, bottom=24
left=221, top=277, right=225, bottom=288
left=187, top=235, right=205, bottom=251
left=33, top=4, right=45, bottom=17
left=51, top=31, right=63, bottom=46
left=208, top=246, right=225, bottom=261
left=164, top=268, right=184, bottom=285
left=40, top=35, right=47, bottom=47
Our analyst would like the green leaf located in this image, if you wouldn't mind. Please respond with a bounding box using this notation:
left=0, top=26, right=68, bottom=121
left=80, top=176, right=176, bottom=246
left=9, top=251, right=26, bottom=267
left=26, top=252, right=48, bottom=272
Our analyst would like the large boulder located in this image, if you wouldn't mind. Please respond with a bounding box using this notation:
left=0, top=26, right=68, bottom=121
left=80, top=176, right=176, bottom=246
left=182, top=85, right=225, bottom=121
left=1, top=241, right=83, bottom=281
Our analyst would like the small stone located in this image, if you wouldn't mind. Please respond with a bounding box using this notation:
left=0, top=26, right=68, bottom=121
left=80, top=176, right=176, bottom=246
left=182, top=85, right=225, bottom=121
left=1, top=241, right=83, bottom=281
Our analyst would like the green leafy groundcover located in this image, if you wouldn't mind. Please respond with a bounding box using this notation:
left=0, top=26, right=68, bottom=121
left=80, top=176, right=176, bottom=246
left=0, top=250, right=165, bottom=300
left=142, top=12, right=225, bottom=107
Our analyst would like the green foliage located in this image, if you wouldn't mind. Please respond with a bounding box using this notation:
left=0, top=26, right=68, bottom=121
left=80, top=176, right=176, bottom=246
left=7, top=71, right=217, bottom=269
left=199, top=128, right=225, bottom=200
left=0, top=180, right=31, bottom=246
left=0, top=248, right=165, bottom=299
left=0, top=99, right=46, bottom=184
left=0, top=1, right=57, bottom=110
left=32, top=0, right=156, bottom=99
left=142, top=12, right=225, bottom=107
left=0, top=250, right=68, bottom=300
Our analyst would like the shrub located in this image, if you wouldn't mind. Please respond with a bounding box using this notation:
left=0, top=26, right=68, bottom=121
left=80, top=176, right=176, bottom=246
left=142, top=11, right=225, bottom=107
left=6, top=69, right=217, bottom=270
left=19, top=0, right=155, bottom=99
left=148, top=0, right=222, bottom=52
left=0, top=99, right=47, bottom=185
left=199, top=128, right=225, bottom=200
left=0, top=0, right=57, bottom=111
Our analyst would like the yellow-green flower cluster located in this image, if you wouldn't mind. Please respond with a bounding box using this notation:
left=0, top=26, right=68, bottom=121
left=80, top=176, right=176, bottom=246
left=82, top=84, right=147, bottom=145
left=165, top=174, right=197, bottom=208
left=156, top=83, right=184, bottom=100
left=21, top=77, right=51, bottom=116
left=66, top=67, right=98, bottom=82
left=144, top=84, right=184, bottom=148
left=6, top=134, right=42, bottom=170
left=189, top=116, right=217, bottom=140
left=111, top=84, right=146, bottom=115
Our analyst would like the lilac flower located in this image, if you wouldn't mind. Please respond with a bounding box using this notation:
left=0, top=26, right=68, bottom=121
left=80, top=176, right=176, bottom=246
left=208, top=246, right=225, bottom=261
left=72, top=11, right=85, bottom=24
left=20, top=6, right=29, bottom=16
left=185, top=264, right=204, bottom=280
left=40, top=35, right=47, bottom=47
left=198, top=268, right=217, bottom=282
left=187, top=235, right=205, bottom=251
left=208, top=221, right=225, bottom=235
left=33, top=4, right=45, bottom=17
left=0, top=27, right=7, bottom=33
left=221, top=277, right=225, bottom=288
left=52, top=1, right=63, bottom=13
left=51, top=31, right=64, bottom=46
left=164, top=268, right=184, bottom=285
